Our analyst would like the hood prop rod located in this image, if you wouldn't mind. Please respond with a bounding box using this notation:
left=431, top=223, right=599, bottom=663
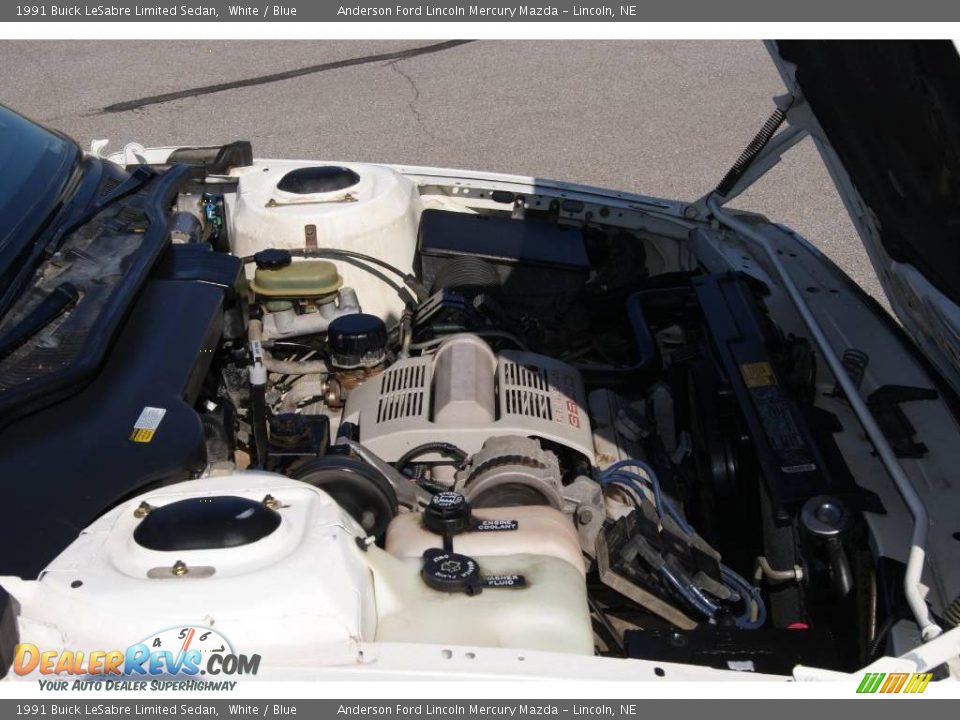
left=706, top=194, right=942, bottom=643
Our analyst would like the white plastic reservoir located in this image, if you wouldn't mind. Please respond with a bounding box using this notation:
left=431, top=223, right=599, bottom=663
left=368, top=551, right=595, bottom=655
left=227, top=160, right=423, bottom=324
left=381, top=505, right=592, bottom=654
left=386, top=505, right=587, bottom=577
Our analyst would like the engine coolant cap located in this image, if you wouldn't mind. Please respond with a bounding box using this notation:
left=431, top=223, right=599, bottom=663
left=423, top=491, right=473, bottom=536
left=421, top=548, right=482, bottom=595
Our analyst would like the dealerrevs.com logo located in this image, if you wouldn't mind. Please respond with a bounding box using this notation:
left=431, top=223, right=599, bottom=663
left=856, top=672, right=933, bottom=694
left=13, top=626, right=260, bottom=687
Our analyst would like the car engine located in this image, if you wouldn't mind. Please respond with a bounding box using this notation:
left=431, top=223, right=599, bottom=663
left=0, top=150, right=913, bottom=677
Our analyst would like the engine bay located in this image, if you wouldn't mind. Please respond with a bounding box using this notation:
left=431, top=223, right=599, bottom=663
left=2, top=147, right=956, bottom=679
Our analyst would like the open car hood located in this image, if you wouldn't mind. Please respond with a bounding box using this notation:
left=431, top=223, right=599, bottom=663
left=767, top=41, right=960, bottom=393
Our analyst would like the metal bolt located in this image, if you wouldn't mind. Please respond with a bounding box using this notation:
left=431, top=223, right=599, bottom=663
left=172, top=561, right=188, bottom=577
left=355, top=535, right=376, bottom=552
left=262, top=494, right=281, bottom=510
left=133, top=502, right=153, bottom=519
left=304, top=223, right=318, bottom=249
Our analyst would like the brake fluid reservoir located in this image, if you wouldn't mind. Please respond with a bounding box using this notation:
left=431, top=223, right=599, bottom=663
left=227, top=161, right=422, bottom=323
left=251, top=256, right=342, bottom=299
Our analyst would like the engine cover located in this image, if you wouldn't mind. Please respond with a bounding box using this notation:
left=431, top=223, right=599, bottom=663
left=340, top=334, right=595, bottom=463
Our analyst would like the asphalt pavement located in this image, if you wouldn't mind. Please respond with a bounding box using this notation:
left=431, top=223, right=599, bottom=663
left=0, top=39, right=882, bottom=301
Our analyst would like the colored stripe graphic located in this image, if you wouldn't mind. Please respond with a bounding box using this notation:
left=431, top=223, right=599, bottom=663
left=904, top=673, right=933, bottom=694
left=856, top=673, right=885, bottom=693
left=880, top=673, right=909, bottom=693
left=856, top=672, right=932, bottom=694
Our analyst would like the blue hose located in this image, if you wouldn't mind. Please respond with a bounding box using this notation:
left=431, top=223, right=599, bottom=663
left=599, top=461, right=694, bottom=534
left=599, top=459, right=768, bottom=628
left=660, top=563, right=718, bottom=619
left=722, top=565, right=767, bottom=629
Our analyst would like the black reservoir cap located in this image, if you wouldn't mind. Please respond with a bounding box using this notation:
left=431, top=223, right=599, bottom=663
left=133, top=496, right=281, bottom=551
left=253, top=248, right=292, bottom=270
left=421, top=548, right=482, bottom=595
left=328, top=313, right=387, bottom=368
left=423, top=491, right=473, bottom=537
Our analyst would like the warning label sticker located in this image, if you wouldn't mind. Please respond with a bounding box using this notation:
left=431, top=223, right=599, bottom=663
left=130, top=406, right=166, bottom=443
left=740, top=361, right=778, bottom=388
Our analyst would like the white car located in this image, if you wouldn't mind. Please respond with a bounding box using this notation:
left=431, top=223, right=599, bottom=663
left=0, top=40, right=958, bottom=683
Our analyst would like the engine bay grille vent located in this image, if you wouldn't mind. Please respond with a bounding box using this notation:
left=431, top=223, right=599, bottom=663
left=500, top=360, right=553, bottom=421
left=375, top=359, right=430, bottom=423
left=340, top=345, right=594, bottom=464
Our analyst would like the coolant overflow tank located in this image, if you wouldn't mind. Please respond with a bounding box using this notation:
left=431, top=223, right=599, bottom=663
left=432, top=334, right=497, bottom=426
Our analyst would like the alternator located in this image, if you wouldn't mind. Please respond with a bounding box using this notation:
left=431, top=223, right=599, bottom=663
left=456, top=436, right=564, bottom=509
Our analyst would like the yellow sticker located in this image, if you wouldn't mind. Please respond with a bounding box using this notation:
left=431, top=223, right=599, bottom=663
left=130, top=406, right=166, bottom=443
left=740, top=362, right=777, bottom=388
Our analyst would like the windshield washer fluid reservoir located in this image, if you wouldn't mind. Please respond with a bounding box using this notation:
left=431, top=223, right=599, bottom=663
left=385, top=505, right=586, bottom=577
left=367, top=550, right=594, bottom=655
left=227, top=160, right=422, bottom=324
left=379, top=503, right=591, bottom=654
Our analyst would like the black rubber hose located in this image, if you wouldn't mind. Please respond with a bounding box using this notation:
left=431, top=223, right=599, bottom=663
left=868, top=609, right=911, bottom=660
left=575, top=286, right=684, bottom=389
left=250, top=378, right=270, bottom=469
left=431, top=256, right=501, bottom=296
left=394, top=442, right=468, bottom=471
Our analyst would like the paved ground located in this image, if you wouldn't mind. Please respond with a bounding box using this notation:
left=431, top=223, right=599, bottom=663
left=0, top=39, right=882, bottom=301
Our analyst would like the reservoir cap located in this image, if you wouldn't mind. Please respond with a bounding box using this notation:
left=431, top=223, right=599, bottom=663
left=253, top=248, right=292, bottom=270
left=328, top=313, right=387, bottom=368
left=421, top=548, right=482, bottom=595
left=423, top=491, right=473, bottom=537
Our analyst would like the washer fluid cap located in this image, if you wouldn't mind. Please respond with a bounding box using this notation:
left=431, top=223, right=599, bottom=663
left=277, top=166, right=361, bottom=195
left=421, top=548, right=482, bottom=595
left=423, top=491, right=473, bottom=536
